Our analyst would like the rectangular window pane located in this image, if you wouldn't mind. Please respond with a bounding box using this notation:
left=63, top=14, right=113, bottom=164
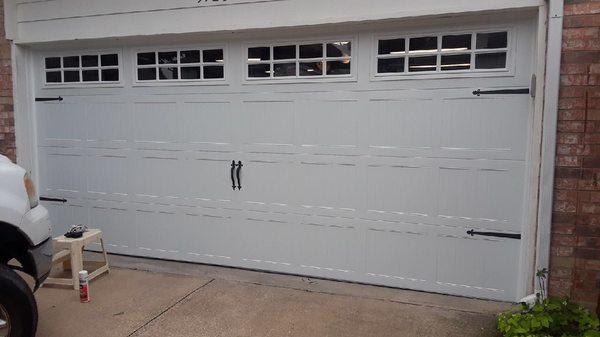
left=63, top=56, right=79, bottom=68
left=476, top=32, right=507, bottom=49
left=378, top=58, right=404, bottom=73
left=273, top=63, right=296, bottom=77
left=63, top=70, right=80, bottom=82
left=299, top=62, right=323, bottom=76
left=475, top=52, right=507, bottom=69
left=101, top=69, right=119, bottom=81
left=101, top=54, right=119, bottom=66
left=273, top=45, right=296, bottom=60
left=408, top=56, right=437, bottom=72
left=181, top=66, right=201, bottom=79
left=441, top=54, right=471, bottom=71
left=158, top=52, right=177, bottom=64
left=46, top=71, right=61, bottom=83
left=158, top=67, right=178, bottom=79
left=138, top=52, right=156, bottom=65
left=82, top=69, right=99, bottom=82
left=326, top=60, right=350, bottom=75
left=378, top=38, right=405, bottom=55
left=138, top=68, right=156, bottom=80
left=180, top=50, right=200, bottom=64
left=442, top=34, right=471, bottom=51
left=82, top=55, right=98, bottom=67
left=45, top=57, right=61, bottom=69
left=248, top=64, right=271, bottom=77
left=299, top=44, right=322, bottom=59
left=326, top=41, right=351, bottom=57
left=203, top=66, right=224, bottom=79
left=248, top=47, right=270, bottom=61
left=203, top=49, right=224, bottom=63
left=409, top=37, right=437, bottom=53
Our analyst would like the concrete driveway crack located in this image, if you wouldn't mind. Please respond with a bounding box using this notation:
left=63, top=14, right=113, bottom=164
left=127, top=278, right=215, bottom=337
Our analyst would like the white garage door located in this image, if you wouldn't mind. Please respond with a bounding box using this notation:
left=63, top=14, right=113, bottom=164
left=34, top=16, right=536, bottom=301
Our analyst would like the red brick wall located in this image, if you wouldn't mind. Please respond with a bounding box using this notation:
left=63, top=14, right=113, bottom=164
left=550, top=0, right=600, bottom=311
left=0, top=0, right=14, bottom=162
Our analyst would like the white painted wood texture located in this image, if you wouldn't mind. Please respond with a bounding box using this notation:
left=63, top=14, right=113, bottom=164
left=33, top=16, right=536, bottom=301
left=8, top=0, right=543, bottom=43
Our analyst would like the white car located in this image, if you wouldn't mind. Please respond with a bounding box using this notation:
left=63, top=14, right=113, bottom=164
left=0, top=154, right=52, bottom=337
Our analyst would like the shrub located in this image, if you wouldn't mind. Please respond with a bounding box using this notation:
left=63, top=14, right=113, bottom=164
left=498, top=298, right=600, bottom=337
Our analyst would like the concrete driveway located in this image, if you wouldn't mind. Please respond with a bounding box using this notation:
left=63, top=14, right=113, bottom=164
left=35, top=255, right=510, bottom=337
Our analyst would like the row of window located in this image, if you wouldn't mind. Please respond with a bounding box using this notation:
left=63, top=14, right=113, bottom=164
left=44, top=31, right=509, bottom=84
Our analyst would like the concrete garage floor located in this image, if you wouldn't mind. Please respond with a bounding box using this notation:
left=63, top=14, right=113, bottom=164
left=35, top=254, right=513, bottom=337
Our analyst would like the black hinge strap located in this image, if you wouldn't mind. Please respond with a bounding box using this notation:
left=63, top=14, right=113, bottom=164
left=467, top=229, right=521, bottom=239
left=40, top=196, right=67, bottom=203
left=472, top=88, right=530, bottom=96
left=35, top=97, right=63, bottom=102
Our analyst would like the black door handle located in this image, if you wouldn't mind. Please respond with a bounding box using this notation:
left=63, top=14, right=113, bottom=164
left=236, top=161, right=243, bottom=190
left=230, top=160, right=237, bottom=190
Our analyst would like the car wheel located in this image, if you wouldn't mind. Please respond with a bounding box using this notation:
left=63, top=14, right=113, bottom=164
left=0, top=264, right=38, bottom=337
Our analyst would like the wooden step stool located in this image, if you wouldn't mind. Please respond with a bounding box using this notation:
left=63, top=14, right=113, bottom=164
left=45, top=229, right=110, bottom=290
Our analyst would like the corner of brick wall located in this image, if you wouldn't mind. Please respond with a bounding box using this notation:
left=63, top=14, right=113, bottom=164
left=549, top=0, right=600, bottom=312
left=0, top=0, right=14, bottom=162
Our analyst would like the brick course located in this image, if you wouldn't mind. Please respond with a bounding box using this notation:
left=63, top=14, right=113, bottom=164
left=550, top=0, right=600, bottom=312
left=0, top=0, right=14, bottom=162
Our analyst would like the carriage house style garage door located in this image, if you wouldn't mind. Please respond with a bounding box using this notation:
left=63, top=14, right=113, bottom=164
left=35, top=14, right=537, bottom=301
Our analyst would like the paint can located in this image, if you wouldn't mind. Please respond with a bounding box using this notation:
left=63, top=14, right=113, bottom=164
left=79, top=270, right=90, bottom=303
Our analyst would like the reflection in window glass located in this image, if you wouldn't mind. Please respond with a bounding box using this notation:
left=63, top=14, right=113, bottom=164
left=203, top=49, right=224, bottom=63
left=203, top=66, right=224, bottom=79
left=274, top=63, right=296, bottom=77
left=441, top=54, right=471, bottom=71
left=378, top=38, right=405, bottom=55
left=46, top=71, right=61, bottom=83
left=326, top=41, right=351, bottom=57
left=248, top=64, right=270, bottom=77
left=159, top=67, right=178, bottom=80
left=138, top=68, right=156, bottom=81
left=101, top=69, right=119, bottom=81
left=299, top=62, right=323, bottom=76
left=82, top=70, right=99, bottom=82
left=181, top=66, right=201, bottom=79
left=327, top=60, right=351, bottom=75
left=82, top=55, right=98, bottom=67
left=442, top=34, right=471, bottom=51
left=45, top=57, right=61, bottom=69
left=475, top=52, right=507, bottom=69
left=378, top=58, right=404, bottom=73
left=476, top=32, right=507, bottom=49
left=138, top=52, right=156, bottom=65
left=248, top=47, right=270, bottom=61
left=101, top=54, right=118, bottom=66
left=158, top=52, right=177, bottom=64
left=409, top=37, right=437, bottom=53
left=63, top=56, right=79, bottom=68
left=63, top=70, right=80, bottom=82
left=180, top=50, right=200, bottom=64
left=299, top=44, right=322, bottom=59
left=409, top=56, right=437, bottom=72
left=274, top=45, right=296, bottom=60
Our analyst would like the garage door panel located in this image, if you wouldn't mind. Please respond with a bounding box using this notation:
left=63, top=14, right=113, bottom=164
left=133, top=101, right=180, bottom=145
left=364, top=223, right=436, bottom=285
left=177, top=209, right=238, bottom=262
left=85, top=102, right=130, bottom=144
left=37, top=102, right=86, bottom=146
left=131, top=152, right=185, bottom=201
left=86, top=151, right=130, bottom=201
left=439, top=97, right=530, bottom=160
left=241, top=100, right=295, bottom=147
left=181, top=101, right=233, bottom=147
left=38, top=148, right=86, bottom=198
left=436, top=235, right=520, bottom=300
left=298, top=161, right=362, bottom=211
left=88, top=201, right=134, bottom=253
left=44, top=202, right=88, bottom=238
left=295, top=99, right=360, bottom=148
left=367, top=99, right=435, bottom=151
left=184, top=156, right=236, bottom=202
left=240, top=159, right=295, bottom=206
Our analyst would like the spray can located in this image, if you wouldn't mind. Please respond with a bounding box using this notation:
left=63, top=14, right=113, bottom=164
left=79, top=270, right=90, bottom=303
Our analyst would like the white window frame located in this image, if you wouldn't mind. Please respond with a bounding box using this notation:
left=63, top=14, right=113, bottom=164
left=42, top=50, right=123, bottom=88
left=371, top=27, right=515, bottom=81
left=244, top=37, right=357, bottom=83
left=132, top=44, right=227, bottom=85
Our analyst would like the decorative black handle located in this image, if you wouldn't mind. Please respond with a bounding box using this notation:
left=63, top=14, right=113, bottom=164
left=236, top=161, right=243, bottom=190
left=35, top=97, right=63, bottom=102
left=467, top=229, right=521, bottom=240
left=230, top=161, right=237, bottom=190
left=40, top=196, right=67, bottom=203
left=472, top=88, right=530, bottom=96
